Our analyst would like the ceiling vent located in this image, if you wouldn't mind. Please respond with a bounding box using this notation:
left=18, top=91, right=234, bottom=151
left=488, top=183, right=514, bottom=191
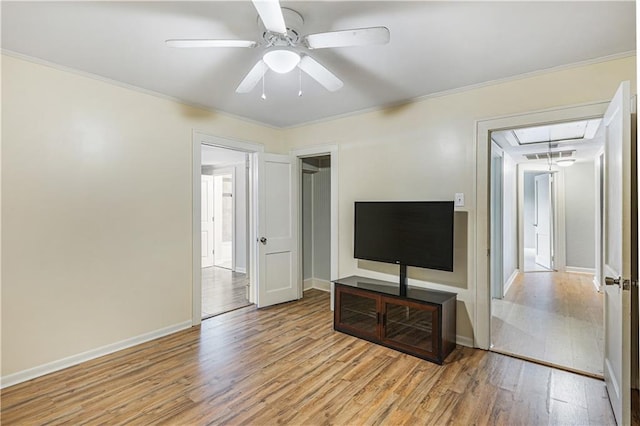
left=524, top=149, right=575, bottom=161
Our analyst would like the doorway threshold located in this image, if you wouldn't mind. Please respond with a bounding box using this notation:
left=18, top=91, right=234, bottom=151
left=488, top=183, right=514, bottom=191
left=202, top=303, right=255, bottom=321
left=490, top=347, right=603, bottom=380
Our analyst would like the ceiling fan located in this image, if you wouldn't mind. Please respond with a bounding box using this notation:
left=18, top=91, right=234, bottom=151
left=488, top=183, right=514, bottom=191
left=166, top=0, right=390, bottom=95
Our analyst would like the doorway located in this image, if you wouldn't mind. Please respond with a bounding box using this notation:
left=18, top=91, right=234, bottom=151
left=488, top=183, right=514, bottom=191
left=489, top=118, right=605, bottom=377
left=301, top=155, right=332, bottom=293
left=292, top=145, right=339, bottom=308
left=523, top=171, right=556, bottom=272
left=200, top=144, right=251, bottom=319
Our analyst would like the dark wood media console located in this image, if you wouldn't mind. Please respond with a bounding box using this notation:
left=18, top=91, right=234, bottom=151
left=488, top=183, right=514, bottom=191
left=333, top=275, right=457, bottom=364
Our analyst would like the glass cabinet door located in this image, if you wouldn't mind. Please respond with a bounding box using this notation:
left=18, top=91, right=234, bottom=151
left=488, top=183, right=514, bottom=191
left=335, top=287, right=379, bottom=338
left=381, top=298, right=438, bottom=356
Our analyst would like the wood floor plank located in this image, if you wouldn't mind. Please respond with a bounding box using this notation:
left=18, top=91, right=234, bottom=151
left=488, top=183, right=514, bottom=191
left=1, top=289, right=616, bottom=425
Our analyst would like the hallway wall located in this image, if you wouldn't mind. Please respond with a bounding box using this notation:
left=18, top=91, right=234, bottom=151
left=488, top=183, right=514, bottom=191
left=564, top=161, right=596, bottom=269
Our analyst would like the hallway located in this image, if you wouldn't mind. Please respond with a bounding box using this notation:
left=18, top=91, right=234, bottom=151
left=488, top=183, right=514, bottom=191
left=202, top=267, right=251, bottom=318
left=491, top=271, right=603, bottom=376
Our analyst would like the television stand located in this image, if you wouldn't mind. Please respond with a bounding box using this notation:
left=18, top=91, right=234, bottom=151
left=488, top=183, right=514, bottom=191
left=333, top=275, right=456, bottom=364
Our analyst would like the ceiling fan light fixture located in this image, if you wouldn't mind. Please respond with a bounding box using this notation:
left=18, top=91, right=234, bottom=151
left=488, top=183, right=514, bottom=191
left=263, top=49, right=300, bottom=74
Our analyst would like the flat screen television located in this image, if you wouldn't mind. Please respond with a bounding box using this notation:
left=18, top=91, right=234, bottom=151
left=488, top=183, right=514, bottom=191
left=354, top=201, right=454, bottom=295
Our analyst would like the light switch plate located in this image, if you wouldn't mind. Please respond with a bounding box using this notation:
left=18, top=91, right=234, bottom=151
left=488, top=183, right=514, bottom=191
left=455, top=193, right=464, bottom=207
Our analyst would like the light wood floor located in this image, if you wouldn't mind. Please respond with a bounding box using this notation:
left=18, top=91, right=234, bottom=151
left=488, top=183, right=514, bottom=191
left=523, top=248, right=553, bottom=272
left=492, top=271, right=603, bottom=376
left=202, top=266, right=251, bottom=318
left=2, top=290, right=615, bottom=425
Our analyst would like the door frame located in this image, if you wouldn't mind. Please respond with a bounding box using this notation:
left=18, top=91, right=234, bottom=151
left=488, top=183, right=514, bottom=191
left=475, top=101, right=608, bottom=349
left=490, top=142, right=504, bottom=298
left=192, top=131, right=264, bottom=326
left=595, top=148, right=606, bottom=291
left=291, top=145, right=339, bottom=309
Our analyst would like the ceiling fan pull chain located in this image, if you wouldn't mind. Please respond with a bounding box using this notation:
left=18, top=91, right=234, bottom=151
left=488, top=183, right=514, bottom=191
left=298, top=68, right=303, bottom=97
left=261, top=73, right=267, bottom=100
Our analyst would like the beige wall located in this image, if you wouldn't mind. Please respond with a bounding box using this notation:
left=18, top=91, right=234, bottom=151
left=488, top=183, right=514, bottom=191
left=284, top=55, right=636, bottom=343
left=1, top=55, right=283, bottom=376
left=1, top=53, right=636, bottom=378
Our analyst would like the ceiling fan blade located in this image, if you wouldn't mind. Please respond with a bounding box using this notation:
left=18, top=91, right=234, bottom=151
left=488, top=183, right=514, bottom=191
left=166, top=39, right=257, bottom=48
left=298, top=55, right=343, bottom=92
left=303, top=27, right=390, bottom=49
left=236, top=60, right=269, bottom=93
left=252, top=0, right=287, bottom=35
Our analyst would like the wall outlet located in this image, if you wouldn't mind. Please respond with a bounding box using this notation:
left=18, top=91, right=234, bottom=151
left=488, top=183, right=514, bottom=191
left=455, top=193, right=464, bottom=207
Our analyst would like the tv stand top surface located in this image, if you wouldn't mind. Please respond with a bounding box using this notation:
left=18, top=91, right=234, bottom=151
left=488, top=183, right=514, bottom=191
left=333, top=275, right=456, bottom=305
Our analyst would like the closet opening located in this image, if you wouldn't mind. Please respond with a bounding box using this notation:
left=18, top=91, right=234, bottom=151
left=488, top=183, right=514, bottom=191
left=301, top=155, right=332, bottom=293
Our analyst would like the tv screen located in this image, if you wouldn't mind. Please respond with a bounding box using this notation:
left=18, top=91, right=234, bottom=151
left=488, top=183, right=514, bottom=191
left=354, top=201, right=454, bottom=272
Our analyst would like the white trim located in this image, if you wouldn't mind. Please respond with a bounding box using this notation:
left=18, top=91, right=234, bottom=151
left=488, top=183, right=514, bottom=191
left=236, top=266, right=247, bottom=274
left=456, top=335, right=474, bottom=348
left=291, top=145, right=339, bottom=310
left=593, top=275, right=602, bottom=292
left=193, top=131, right=264, bottom=326
left=503, top=269, right=519, bottom=297
left=565, top=266, right=596, bottom=275
left=193, top=140, right=202, bottom=324
left=475, top=101, right=609, bottom=350
left=303, top=278, right=314, bottom=291
left=303, top=278, right=332, bottom=293
left=0, top=321, right=192, bottom=389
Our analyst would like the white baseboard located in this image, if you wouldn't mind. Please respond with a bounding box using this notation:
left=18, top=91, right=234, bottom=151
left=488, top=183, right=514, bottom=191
left=303, top=278, right=313, bottom=291
left=303, top=278, right=331, bottom=293
left=503, top=269, right=519, bottom=296
left=235, top=266, right=247, bottom=274
left=565, top=266, right=595, bottom=275
left=456, top=335, right=474, bottom=348
left=593, top=276, right=602, bottom=292
left=1, top=320, right=192, bottom=389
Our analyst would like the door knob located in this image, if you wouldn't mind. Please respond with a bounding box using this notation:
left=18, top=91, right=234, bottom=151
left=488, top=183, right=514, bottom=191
left=605, top=276, right=632, bottom=290
left=605, top=276, right=621, bottom=287
left=259, top=237, right=267, bottom=245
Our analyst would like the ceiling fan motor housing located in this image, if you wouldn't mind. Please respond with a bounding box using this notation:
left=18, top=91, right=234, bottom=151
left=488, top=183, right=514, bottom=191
left=259, top=8, right=304, bottom=47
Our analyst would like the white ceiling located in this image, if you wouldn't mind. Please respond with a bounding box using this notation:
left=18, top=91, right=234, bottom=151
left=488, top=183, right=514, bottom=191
left=1, top=1, right=635, bottom=128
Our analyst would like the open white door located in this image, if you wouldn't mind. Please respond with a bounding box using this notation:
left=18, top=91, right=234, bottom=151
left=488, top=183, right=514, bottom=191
left=534, top=173, right=553, bottom=270
left=603, top=81, right=632, bottom=426
left=257, top=153, right=299, bottom=307
left=201, top=175, right=214, bottom=268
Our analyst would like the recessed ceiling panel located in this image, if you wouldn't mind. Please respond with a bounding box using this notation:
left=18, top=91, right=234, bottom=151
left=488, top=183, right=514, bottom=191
left=513, top=120, right=591, bottom=145
left=495, top=118, right=603, bottom=146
